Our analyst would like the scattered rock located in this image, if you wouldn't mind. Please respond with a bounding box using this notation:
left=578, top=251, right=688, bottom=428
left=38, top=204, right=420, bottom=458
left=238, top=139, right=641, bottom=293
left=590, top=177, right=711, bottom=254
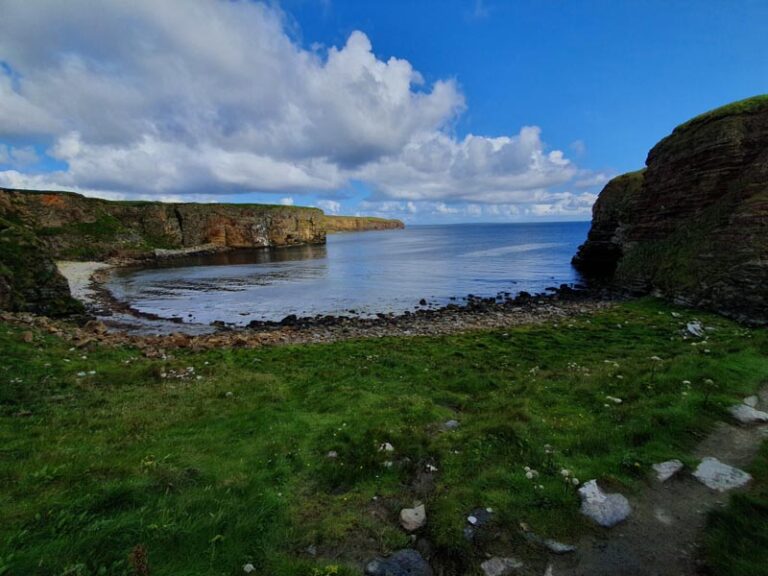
left=442, top=419, right=460, bottom=431
left=744, top=395, right=759, bottom=408
left=652, top=459, right=684, bottom=482
left=693, top=457, right=752, bottom=492
left=522, top=530, right=576, bottom=554
left=578, top=480, right=631, bottom=527
left=480, top=556, right=523, bottom=576
left=365, top=549, right=432, bottom=576
left=242, top=563, right=255, bottom=574
left=686, top=321, right=705, bottom=337
left=326, top=450, right=338, bottom=459
left=20, top=331, right=33, bottom=343
left=541, top=538, right=576, bottom=554
left=728, top=404, right=768, bottom=425
left=379, top=442, right=395, bottom=452
left=400, top=504, right=427, bottom=532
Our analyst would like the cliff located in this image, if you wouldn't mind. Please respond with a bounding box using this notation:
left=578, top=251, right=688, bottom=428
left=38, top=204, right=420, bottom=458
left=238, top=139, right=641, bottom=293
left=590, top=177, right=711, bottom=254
left=574, top=95, right=768, bottom=324
left=322, top=214, right=405, bottom=233
left=0, top=188, right=326, bottom=260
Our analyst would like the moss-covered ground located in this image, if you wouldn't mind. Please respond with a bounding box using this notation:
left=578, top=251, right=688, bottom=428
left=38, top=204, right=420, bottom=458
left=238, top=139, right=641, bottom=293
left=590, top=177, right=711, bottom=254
left=1, top=299, right=766, bottom=575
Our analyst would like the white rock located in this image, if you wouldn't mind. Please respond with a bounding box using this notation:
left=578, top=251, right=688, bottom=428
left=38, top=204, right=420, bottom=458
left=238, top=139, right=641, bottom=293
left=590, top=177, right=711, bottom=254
left=578, top=480, right=631, bottom=527
left=693, top=458, right=752, bottom=492
left=687, top=321, right=705, bottom=337
left=744, top=395, right=759, bottom=408
left=542, top=539, right=576, bottom=554
left=442, top=419, right=460, bottom=430
left=400, top=503, right=427, bottom=531
left=379, top=442, right=395, bottom=452
left=728, top=404, right=768, bottom=424
left=652, top=459, right=684, bottom=482
left=480, top=557, right=523, bottom=576
left=243, top=564, right=255, bottom=574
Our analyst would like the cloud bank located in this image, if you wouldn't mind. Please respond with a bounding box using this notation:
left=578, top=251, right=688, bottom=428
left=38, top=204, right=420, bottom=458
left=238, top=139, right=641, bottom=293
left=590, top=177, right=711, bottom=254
left=0, top=0, right=597, bottom=218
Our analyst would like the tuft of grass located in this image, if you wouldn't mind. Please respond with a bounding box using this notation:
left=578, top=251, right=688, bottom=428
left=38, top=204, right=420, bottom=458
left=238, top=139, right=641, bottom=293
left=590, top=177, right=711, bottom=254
left=0, top=298, right=766, bottom=574
left=704, top=442, right=768, bottom=576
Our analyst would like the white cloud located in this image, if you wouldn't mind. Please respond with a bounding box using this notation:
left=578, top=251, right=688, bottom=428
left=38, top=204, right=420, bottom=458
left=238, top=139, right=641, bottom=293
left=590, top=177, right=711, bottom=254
left=317, top=199, right=341, bottom=214
left=0, top=0, right=589, bottom=218
left=279, top=196, right=294, bottom=206
left=0, top=144, right=40, bottom=168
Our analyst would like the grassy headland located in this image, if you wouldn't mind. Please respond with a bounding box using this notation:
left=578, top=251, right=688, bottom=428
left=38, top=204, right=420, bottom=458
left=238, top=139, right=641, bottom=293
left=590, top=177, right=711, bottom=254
left=1, top=299, right=767, bottom=575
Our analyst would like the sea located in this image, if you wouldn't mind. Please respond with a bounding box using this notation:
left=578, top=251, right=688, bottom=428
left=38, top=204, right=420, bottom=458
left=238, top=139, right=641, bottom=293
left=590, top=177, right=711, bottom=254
left=105, top=221, right=590, bottom=326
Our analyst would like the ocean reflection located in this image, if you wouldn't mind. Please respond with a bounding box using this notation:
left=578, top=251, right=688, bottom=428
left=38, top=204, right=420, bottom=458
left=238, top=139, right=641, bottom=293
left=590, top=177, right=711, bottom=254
left=106, top=222, right=589, bottom=325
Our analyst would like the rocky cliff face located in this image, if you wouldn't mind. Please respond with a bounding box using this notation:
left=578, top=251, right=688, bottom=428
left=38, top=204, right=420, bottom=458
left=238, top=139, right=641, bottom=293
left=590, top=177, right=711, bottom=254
left=0, top=188, right=327, bottom=259
left=323, top=214, right=405, bottom=233
left=0, top=216, right=84, bottom=316
left=574, top=95, right=768, bottom=324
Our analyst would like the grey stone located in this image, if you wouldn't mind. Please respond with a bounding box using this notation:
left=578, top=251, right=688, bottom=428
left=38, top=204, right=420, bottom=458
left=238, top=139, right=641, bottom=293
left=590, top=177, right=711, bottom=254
left=523, top=532, right=576, bottom=554
left=365, top=549, right=432, bottom=576
left=728, top=404, right=768, bottom=425
left=480, top=557, right=524, bottom=576
left=744, top=395, right=759, bottom=408
left=693, top=457, right=752, bottom=492
left=400, top=504, right=427, bottom=532
left=686, top=321, right=705, bottom=337
left=578, top=480, right=631, bottom=527
left=652, top=459, right=684, bottom=482
left=542, top=539, right=576, bottom=554
left=442, top=419, right=460, bottom=430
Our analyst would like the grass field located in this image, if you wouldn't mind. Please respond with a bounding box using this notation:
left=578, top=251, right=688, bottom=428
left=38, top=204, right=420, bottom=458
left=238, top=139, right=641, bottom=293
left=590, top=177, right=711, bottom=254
left=1, top=299, right=766, bottom=575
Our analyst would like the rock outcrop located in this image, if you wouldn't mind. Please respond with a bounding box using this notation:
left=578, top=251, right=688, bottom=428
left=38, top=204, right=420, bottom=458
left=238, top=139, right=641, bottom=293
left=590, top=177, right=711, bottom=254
left=0, top=188, right=326, bottom=260
left=574, top=95, right=768, bottom=324
left=323, top=214, right=404, bottom=233
left=0, top=216, right=84, bottom=316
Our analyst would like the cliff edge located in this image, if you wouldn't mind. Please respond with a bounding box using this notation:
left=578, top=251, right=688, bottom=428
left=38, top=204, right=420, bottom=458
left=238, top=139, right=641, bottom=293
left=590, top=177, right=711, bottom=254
left=574, top=95, right=768, bottom=324
left=322, top=214, right=404, bottom=233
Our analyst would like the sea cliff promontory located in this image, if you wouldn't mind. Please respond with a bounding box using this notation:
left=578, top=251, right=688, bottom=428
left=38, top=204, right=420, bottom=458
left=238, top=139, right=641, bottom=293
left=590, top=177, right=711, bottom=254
left=574, top=95, right=768, bottom=324
left=0, top=187, right=403, bottom=315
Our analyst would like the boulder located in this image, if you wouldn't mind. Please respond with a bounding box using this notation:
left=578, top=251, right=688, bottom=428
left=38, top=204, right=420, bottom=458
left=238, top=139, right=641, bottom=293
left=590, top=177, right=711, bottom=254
left=400, top=504, right=427, bottom=532
left=693, top=457, right=752, bottom=492
left=652, top=459, right=684, bottom=482
left=480, top=557, right=523, bottom=576
left=365, top=549, right=432, bottom=576
left=578, top=480, right=631, bottom=527
left=728, top=404, right=768, bottom=425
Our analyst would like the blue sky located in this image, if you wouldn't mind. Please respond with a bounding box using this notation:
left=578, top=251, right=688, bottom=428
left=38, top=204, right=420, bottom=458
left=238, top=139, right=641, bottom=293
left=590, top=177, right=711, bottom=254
left=1, top=0, right=766, bottom=223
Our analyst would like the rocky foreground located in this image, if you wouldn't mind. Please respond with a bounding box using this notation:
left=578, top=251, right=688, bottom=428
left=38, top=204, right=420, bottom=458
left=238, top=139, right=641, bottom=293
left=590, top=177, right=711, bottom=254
left=573, top=95, right=768, bottom=325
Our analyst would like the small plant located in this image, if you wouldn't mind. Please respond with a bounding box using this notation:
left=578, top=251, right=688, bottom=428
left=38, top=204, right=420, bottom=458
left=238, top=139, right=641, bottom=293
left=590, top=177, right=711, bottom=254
left=128, top=545, right=149, bottom=576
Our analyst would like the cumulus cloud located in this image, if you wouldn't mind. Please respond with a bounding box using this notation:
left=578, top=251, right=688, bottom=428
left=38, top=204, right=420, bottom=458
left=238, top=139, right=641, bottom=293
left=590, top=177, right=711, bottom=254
left=317, top=199, right=341, bottom=214
left=0, top=0, right=590, bottom=217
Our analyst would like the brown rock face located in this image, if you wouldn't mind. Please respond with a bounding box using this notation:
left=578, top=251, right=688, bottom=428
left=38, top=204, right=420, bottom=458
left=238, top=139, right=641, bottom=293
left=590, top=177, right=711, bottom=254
left=574, top=95, right=768, bottom=324
left=322, top=215, right=405, bottom=233
left=0, top=188, right=326, bottom=259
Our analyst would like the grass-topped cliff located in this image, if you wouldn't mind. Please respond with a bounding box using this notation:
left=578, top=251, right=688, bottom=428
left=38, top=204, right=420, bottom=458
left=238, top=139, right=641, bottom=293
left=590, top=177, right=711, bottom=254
left=323, top=215, right=404, bottom=233
left=574, top=95, right=768, bottom=324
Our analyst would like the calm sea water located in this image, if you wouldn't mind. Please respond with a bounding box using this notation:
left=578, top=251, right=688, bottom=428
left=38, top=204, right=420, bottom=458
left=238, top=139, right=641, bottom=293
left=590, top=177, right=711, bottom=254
left=106, top=222, right=589, bottom=326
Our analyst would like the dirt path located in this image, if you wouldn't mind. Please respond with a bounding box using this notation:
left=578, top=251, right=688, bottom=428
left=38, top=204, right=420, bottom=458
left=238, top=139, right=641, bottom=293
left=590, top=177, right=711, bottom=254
left=547, top=389, right=768, bottom=576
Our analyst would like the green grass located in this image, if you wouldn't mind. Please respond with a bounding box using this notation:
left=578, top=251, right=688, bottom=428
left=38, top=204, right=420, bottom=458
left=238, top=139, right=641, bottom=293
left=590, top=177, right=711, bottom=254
left=675, top=94, right=768, bottom=132
left=704, top=442, right=768, bottom=576
left=1, top=299, right=767, bottom=575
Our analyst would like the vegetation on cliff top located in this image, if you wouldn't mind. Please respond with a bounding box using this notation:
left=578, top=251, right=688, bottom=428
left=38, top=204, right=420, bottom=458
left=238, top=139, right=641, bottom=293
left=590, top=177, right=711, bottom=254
left=675, top=94, right=768, bottom=132
left=1, top=299, right=766, bottom=575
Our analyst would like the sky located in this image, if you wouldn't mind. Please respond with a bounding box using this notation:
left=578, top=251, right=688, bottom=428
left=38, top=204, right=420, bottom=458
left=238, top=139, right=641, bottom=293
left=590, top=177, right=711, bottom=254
left=0, top=1, right=766, bottom=224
